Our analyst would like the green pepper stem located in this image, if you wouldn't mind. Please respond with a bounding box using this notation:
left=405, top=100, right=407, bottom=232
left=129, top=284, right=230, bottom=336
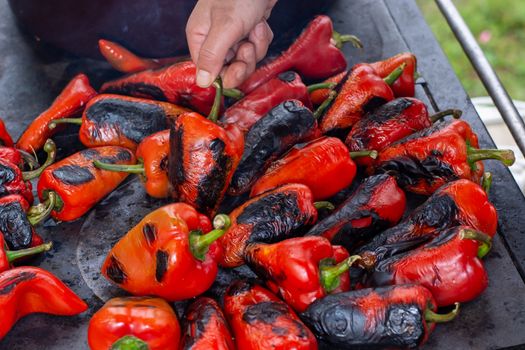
left=425, top=303, right=460, bottom=323
left=350, top=150, right=378, bottom=159
left=22, top=139, right=56, bottom=181
left=429, top=109, right=462, bottom=123
left=93, top=160, right=145, bottom=174
left=223, top=88, right=244, bottom=100
left=27, top=191, right=60, bottom=226
left=332, top=31, right=363, bottom=49
left=48, top=118, right=83, bottom=129
left=482, top=172, right=493, bottom=194
left=313, top=90, right=337, bottom=119
left=110, top=335, right=149, bottom=350
left=6, top=242, right=53, bottom=263
left=460, top=228, right=492, bottom=259
left=467, top=146, right=515, bottom=167
left=383, top=62, right=407, bottom=86
left=320, top=255, right=361, bottom=293
left=18, top=149, right=40, bottom=170
left=307, top=82, right=337, bottom=94
left=208, top=78, right=223, bottom=123
left=190, top=214, right=231, bottom=261
left=314, top=201, right=335, bottom=211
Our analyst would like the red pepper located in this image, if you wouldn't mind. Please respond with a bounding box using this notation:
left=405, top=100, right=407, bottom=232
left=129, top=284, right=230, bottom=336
left=320, top=63, right=405, bottom=136
left=169, top=79, right=244, bottom=216
left=250, top=137, right=376, bottom=200
left=239, top=15, right=361, bottom=94
left=16, top=74, right=97, bottom=153
left=307, top=174, right=406, bottom=251
left=180, top=297, right=235, bottom=350
left=0, top=266, right=88, bottom=340
left=369, top=52, right=418, bottom=97
left=218, top=183, right=325, bottom=268
left=346, top=97, right=462, bottom=167
left=224, top=279, right=318, bottom=350
left=0, top=195, right=43, bottom=250
left=88, top=296, right=181, bottom=350
left=49, top=94, right=189, bottom=151
left=0, top=235, right=52, bottom=273
left=369, top=226, right=491, bottom=306
left=0, top=118, right=14, bottom=147
left=308, top=71, right=347, bottom=106
left=0, top=147, right=23, bottom=168
left=36, top=146, right=135, bottom=222
left=101, top=203, right=231, bottom=301
left=245, top=236, right=358, bottom=312
left=301, top=284, right=459, bottom=349
left=357, top=179, right=498, bottom=268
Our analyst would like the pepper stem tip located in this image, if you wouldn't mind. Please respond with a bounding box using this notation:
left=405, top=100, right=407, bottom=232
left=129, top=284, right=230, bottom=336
left=314, top=201, right=335, bottom=211
left=48, top=118, right=83, bottom=129
left=429, top=109, right=463, bottom=123
left=320, top=255, right=361, bottom=293
left=460, top=228, right=492, bottom=259
left=22, top=139, right=56, bottom=180
left=190, top=214, right=231, bottom=261
left=27, top=191, right=59, bottom=226
left=350, top=150, right=378, bottom=159
left=6, top=241, right=53, bottom=263
left=384, top=62, right=407, bottom=86
left=425, top=303, right=460, bottom=324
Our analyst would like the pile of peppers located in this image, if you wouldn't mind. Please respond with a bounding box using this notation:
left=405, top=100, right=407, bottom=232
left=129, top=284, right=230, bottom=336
left=0, top=13, right=515, bottom=350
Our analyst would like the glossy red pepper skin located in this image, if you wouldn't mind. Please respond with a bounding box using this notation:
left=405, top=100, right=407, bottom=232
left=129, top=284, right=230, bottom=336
left=309, top=71, right=347, bottom=106
left=221, top=72, right=312, bottom=134
left=307, top=174, right=406, bottom=252
left=0, top=159, right=33, bottom=204
left=0, top=195, right=42, bottom=250
left=239, top=15, right=347, bottom=94
left=346, top=97, right=432, bottom=167
left=180, top=297, right=235, bottom=350
left=0, top=266, right=88, bottom=340
left=369, top=226, right=489, bottom=306
left=369, top=52, right=417, bottom=98
left=101, top=61, right=221, bottom=116
left=38, top=146, right=135, bottom=221
left=357, top=179, right=498, bottom=267
left=102, top=203, right=222, bottom=301
left=16, top=74, right=97, bottom=153
left=0, top=147, right=23, bottom=168
left=250, top=137, right=357, bottom=200
left=320, top=64, right=395, bottom=137
left=136, top=130, right=170, bottom=198
left=88, top=296, right=181, bottom=350
left=301, top=284, right=438, bottom=349
left=0, top=119, right=14, bottom=147
left=224, top=280, right=318, bottom=350
left=218, top=183, right=318, bottom=268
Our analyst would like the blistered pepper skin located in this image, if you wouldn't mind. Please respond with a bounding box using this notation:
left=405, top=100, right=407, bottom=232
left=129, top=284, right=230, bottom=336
left=0, top=159, right=33, bottom=204
left=0, top=195, right=37, bottom=250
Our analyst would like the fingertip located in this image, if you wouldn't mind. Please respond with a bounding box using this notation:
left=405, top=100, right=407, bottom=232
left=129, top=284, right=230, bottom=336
left=196, top=69, right=213, bottom=88
left=223, top=61, right=248, bottom=88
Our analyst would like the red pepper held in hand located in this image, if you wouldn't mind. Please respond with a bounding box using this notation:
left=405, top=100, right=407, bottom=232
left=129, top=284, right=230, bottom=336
left=0, top=118, right=14, bottom=147
left=224, top=280, right=318, bottom=350
left=369, top=226, right=491, bottom=306
left=16, top=74, right=97, bottom=153
left=370, top=52, right=418, bottom=97
left=102, top=203, right=230, bottom=301
left=88, top=296, right=181, bottom=350
left=0, top=266, right=88, bottom=340
left=180, top=297, right=235, bottom=350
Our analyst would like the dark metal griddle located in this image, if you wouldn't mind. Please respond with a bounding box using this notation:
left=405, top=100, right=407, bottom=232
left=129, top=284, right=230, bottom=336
left=1, top=0, right=525, bottom=349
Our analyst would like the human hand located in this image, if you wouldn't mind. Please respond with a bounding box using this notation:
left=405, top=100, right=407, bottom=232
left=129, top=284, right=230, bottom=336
left=186, top=0, right=277, bottom=88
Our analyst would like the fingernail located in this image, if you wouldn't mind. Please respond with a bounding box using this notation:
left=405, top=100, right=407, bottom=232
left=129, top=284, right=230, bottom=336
left=196, top=69, right=212, bottom=87
left=254, top=22, right=266, bottom=40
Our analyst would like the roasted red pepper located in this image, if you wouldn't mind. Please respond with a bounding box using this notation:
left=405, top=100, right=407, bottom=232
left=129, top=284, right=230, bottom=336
left=0, top=118, right=14, bottom=147
left=370, top=52, right=417, bottom=98
left=320, top=63, right=405, bottom=136
left=346, top=97, right=462, bottom=167
left=88, top=296, right=181, bottom=350
left=0, top=235, right=52, bottom=273
left=250, top=137, right=376, bottom=200
left=224, top=279, right=318, bottom=350
left=239, top=15, right=361, bottom=94
left=220, top=71, right=312, bottom=134
left=180, top=297, right=235, bottom=350
left=373, top=120, right=515, bottom=195
left=245, top=236, right=359, bottom=312
left=369, top=226, right=491, bottom=306
left=0, top=195, right=44, bottom=250
left=169, top=79, right=244, bottom=216
left=36, top=146, right=135, bottom=222
left=307, top=174, right=406, bottom=252
left=0, top=266, right=88, bottom=340
left=218, top=183, right=325, bottom=268
left=301, top=284, right=459, bottom=349
left=357, top=179, right=498, bottom=268
left=228, top=100, right=318, bottom=195
left=16, top=74, right=97, bottom=153
left=49, top=94, right=189, bottom=151
left=308, top=71, right=347, bottom=106
left=0, top=147, right=39, bottom=171
left=102, top=203, right=230, bottom=301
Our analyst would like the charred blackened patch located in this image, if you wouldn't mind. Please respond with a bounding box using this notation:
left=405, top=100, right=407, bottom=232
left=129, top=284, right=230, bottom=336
left=196, top=138, right=231, bottom=215
left=409, top=194, right=459, bottom=231
left=155, top=250, right=169, bottom=282
left=0, top=271, right=36, bottom=295
left=363, top=96, right=389, bottom=113
left=159, top=156, right=169, bottom=172
left=226, top=279, right=254, bottom=296
left=79, top=148, right=100, bottom=160
left=106, top=255, right=127, bottom=284
left=142, top=223, right=157, bottom=246
left=52, top=165, right=95, bottom=185
left=97, top=148, right=133, bottom=164
left=0, top=201, right=33, bottom=249
left=395, top=122, right=445, bottom=144
left=102, top=83, right=168, bottom=102
left=242, top=301, right=289, bottom=324
left=168, top=121, right=185, bottom=198
left=0, top=163, right=17, bottom=196
left=230, top=101, right=315, bottom=194
left=367, top=98, right=413, bottom=124
left=383, top=304, right=425, bottom=348
left=278, top=71, right=297, bottom=83
left=86, top=98, right=167, bottom=143
left=183, top=299, right=218, bottom=348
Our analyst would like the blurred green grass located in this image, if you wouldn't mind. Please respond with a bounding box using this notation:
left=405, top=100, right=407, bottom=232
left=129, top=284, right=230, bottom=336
left=416, top=0, right=525, bottom=101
